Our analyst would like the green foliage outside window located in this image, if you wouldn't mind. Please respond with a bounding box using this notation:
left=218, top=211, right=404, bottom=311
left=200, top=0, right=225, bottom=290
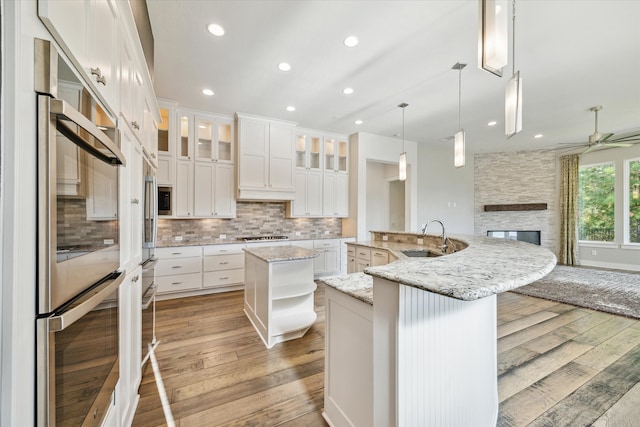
left=578, top=163, right=615, bottom=241
left=629, top=160, right=640, bottom=243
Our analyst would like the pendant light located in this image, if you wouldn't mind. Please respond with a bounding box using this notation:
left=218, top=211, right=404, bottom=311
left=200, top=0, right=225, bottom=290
left=479, top=0, right=508, bottom=76
left=505, top=0, right=522, bottom=138
left=398, top=103, right=408, bottom=181
left=452, top=63, right=466, bottom=168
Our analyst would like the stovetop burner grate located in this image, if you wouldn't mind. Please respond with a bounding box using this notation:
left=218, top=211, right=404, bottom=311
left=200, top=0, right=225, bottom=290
left=239, top=235, right=289, bottom=242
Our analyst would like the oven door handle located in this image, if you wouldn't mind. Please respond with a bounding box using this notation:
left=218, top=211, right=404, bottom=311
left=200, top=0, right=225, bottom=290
left=48, top=271, right=125, bottom=332
left=50, top=98, right=126, bottom=166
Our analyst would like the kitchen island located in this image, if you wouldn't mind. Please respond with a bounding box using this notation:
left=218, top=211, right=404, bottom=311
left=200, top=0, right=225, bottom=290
left=320, top=232, right=556, bottom=427
left=243, top=245, right=319, bottom=349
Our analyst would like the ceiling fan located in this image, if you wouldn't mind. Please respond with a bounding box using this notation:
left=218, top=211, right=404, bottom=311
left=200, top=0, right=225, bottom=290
left=559, top=106, right=640, bottom=153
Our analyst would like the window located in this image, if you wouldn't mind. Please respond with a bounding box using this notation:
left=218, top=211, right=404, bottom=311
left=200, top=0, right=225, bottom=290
left=578, top=162, right=615, bottom=242
left=626, top=158, right=640, bottom=244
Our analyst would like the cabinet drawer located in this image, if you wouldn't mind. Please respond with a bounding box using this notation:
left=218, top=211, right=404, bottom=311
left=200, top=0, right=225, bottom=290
left=203, top=269, right=244, bottom=288
left=156, top=272, right=202, bottom=293
left=203, top=253, right=244, bottom=271
left=356, top=248, right=371, bottom=261
left=156, top=256, right=201, bottom=276
left=371, top=250, right=389, bottom=266
left=155, top=246, right=202, bottom=259
left=314, top=239, right=339, bottom=249
left=347, top=245, right=355, bottom=256
left=203, top=244, right=245, bottom=256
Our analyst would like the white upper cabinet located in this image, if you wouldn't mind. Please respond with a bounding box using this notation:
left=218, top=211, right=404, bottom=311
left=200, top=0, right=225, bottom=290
left=324, top=136, right=349, bottom=174
left=194, top=116, right=234, bottom=163
left=176, top=111, right=194, bottom=160
left=194, top=163, right=236, bottom=218
left=236, top=113, right=296, bottom=201
left=39, top=0, right=118, bottom=112
left=295, top=132, right=322, bottom=171
left=156, top=102, right=176, bottom=186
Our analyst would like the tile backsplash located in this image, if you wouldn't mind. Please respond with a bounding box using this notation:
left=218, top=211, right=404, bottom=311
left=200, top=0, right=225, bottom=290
left=157, top=202, right=343, bottom=246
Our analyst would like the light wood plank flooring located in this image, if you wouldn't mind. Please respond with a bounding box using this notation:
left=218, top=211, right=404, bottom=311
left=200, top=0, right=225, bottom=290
left=132, top=284, right=640, bottom=426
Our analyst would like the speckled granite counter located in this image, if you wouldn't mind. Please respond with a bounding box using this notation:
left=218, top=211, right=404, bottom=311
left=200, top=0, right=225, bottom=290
left=243, top=245, right=318, bottom=263
left=321, top=234, right=556, bottom=301
left=319, top=273, right=373, bottom=305
left=156, top=235, right=356, bottom=248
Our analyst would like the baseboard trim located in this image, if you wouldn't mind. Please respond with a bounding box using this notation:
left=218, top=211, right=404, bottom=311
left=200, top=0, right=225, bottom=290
left=578, top=260, right=640, bottom=272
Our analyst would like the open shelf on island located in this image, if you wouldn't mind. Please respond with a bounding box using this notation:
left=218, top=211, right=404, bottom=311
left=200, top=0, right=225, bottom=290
left=272, top=282, right=317, bottom=300
left=271, top=311, right=317, bottom=336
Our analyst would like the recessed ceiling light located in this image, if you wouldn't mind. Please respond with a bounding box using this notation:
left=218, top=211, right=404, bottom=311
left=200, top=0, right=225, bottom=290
left=534, top=134, right=544, bottom=139
left=344, top=36, right=359, bottom=47
left=286, top=106, right=296, bottom=112
left=278, top=62, right=291, bottom=72
left=206, top=23, right=225, bottom=37
left=342, top=87, right=354, bottom=95
left=202, top=88, right=214, bottom=96
left=355, top=119, right=363, bottom=125
left=198, top=125, right=207, bottom=129
left=487, top=121, right=497, bottom=126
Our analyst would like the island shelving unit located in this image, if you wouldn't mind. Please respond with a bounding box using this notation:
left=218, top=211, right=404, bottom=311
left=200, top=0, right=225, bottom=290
left=243, top=245, right=319, bottom=348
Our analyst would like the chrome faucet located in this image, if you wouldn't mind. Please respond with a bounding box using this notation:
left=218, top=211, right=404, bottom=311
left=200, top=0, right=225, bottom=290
left=422, top=219, right=447, bottom=253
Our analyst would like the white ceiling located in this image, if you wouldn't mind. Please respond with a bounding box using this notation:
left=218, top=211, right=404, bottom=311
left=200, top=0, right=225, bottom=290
left=147, top=0, right=640, bottom=154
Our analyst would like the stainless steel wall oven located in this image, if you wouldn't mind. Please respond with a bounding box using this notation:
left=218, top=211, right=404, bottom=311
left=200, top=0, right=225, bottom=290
left=35, top=38, right=126, bottom=427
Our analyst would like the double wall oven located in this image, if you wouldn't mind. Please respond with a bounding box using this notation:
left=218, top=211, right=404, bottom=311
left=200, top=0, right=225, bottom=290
left=35, top=39, right=125, bottom=427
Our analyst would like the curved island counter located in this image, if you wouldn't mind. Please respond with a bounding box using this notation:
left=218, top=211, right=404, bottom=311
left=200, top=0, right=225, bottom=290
left=320, top=232, right=556, bottom=427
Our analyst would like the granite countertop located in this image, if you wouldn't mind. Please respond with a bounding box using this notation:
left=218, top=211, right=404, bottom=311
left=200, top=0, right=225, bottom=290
left=323, top=234, right=557, bottom=301
left=243, top=245, right=319, bottom=263
left=320, top=273, right=373, bottom=305
left=156, top=234, right=356, bottom=248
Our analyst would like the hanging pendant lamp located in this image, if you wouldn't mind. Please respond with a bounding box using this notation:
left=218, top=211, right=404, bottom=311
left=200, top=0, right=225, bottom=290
left=452, top=63, right=466, bottom=168
left=398, top=103, right=408, bottom=181
left=479, top=0, right=508, bottom=76
left=505, top=0, right=523, bottom=138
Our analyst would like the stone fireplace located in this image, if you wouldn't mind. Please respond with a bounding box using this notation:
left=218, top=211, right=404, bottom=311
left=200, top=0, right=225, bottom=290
left=474, top=150, right=558, bottom=255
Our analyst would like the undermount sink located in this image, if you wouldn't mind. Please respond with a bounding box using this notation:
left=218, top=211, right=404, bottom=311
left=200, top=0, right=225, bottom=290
left=400, top=249, right=442, bottom=258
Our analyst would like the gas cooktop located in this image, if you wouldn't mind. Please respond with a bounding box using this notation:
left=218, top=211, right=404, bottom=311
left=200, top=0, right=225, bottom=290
left=239, top=235, right=289, bottom=242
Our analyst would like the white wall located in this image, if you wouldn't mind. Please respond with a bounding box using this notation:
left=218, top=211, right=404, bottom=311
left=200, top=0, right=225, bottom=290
left=417, top=143, right=475, bottom=234
left=578, top=144, right=640, bottom=271
left=345, top=132, right=418, bottom=240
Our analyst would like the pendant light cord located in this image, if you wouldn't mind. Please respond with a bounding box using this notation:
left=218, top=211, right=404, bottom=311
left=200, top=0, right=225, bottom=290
left=458, top=67, right=462, bottom=130
left=512, top=0, right=516, bottom=76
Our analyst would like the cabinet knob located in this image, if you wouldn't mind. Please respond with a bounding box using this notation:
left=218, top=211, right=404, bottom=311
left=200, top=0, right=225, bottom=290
left=151, top=153, right=156, bottom=159
left=90, top=67, right=102, bottom=78
left=95, top=75, right=107, bottom=86
left=131, top=198, right=140, bottom=204
left=132, top=275, right=139, bottom=282
left=172, top=265, right=183, bottom=269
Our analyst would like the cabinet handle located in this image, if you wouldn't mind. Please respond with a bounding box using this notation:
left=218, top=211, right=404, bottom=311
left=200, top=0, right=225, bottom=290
left=171, top=252, right=182, bottom=255
left=171, top=282, right=183, bottom=285
left=219, top=250, right=228, bottom=252
left=151, top=153, right=156, bottom=159
left=95, top=74, right=107, bottom=86
left=132, top=275, right=139, bottom=282
left=131, top=198, right=140, bottom=204
left=219, top=276, right=229, bottom=280
left=172, top=265, right=183, bottom=269
left=219, top=261, right=229, bottom=265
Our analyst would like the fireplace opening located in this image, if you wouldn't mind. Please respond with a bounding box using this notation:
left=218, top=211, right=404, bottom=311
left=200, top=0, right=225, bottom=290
left=487, top=230, right=541, bottom=245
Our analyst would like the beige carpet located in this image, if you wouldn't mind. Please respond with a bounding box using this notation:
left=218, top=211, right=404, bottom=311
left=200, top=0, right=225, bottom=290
left=511, top=265, right=640, bottom=319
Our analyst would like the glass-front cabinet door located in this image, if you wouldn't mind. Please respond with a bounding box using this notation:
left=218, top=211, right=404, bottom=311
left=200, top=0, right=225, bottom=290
left=296, top=132, right=321, bottom=170
left=195, top=116, right=213, bottom=161
left=157, top=106, right=171, bottom=155
left=325, top=136, right=348, bottom=173
left=216, top=120, right=233, bottom=163
left=177, top=112, right=192, bottom=160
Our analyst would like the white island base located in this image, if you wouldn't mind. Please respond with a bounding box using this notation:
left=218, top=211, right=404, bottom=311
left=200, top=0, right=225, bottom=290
left=243, top=246, right=318, bottom=349
left=323, top=276, right=498, bottom=427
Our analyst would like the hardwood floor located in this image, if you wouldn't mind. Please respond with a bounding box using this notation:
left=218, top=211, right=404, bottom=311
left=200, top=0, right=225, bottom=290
left=132, top=284, right=640, bottom=426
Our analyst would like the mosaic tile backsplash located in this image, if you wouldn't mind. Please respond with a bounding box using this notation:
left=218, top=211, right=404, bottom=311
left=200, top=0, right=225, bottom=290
left=157, top=202, right=344, bottom=246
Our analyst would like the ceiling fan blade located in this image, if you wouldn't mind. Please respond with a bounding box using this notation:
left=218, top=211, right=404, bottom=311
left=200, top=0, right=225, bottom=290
left=599, top=132, right=615, bottom=142
left=605, top=142, right=633, bottom=147
left=611, top=132, right=640, bottom=143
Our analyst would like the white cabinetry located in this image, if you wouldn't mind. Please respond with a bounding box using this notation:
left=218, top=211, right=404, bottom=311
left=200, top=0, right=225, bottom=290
left=346, top=245, right=356, bottom=274
left=118, top=124, right=143, bottom=272
left=244, top=247, right=317, bottom=348
left=156, top=101, right=176, bottom=186
left=86, top=155, right=118, bottom=220
left=286, top=132, right=323, bottom=217
left=38, top=0, right=118, bottom=110
left=355, top=247, right=371, bottom=273
left=236, top=113, right=296, bottom=200
left=118, top=266, right=142, bottom=427
left=155, top=246, right=203, bottom=294
left=313, top=239, right=340, bottom=276
left=323, top=136, right=349, bottom=217
left=203, top=244, right=245, bottom=290
left=169, top=109, right=236, bottom=218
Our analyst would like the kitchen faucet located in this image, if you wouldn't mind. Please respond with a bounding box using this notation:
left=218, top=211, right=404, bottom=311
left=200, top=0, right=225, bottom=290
left=422, top=219, right=447, bottom=253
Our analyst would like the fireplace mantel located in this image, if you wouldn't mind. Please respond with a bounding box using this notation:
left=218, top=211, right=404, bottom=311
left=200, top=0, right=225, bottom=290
left=484, top=203, right=547, bottom=212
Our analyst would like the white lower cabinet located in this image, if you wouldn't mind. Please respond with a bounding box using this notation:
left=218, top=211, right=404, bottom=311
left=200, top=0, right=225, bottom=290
left=313, top=239, right=340, bottom=276
left=155, top=246, right=202, bottom=295
left=118, top=266, right=142, bottom=427
left=346, top=245, right=356, bottom=274
left=203, top=244, right=245, bottom=290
